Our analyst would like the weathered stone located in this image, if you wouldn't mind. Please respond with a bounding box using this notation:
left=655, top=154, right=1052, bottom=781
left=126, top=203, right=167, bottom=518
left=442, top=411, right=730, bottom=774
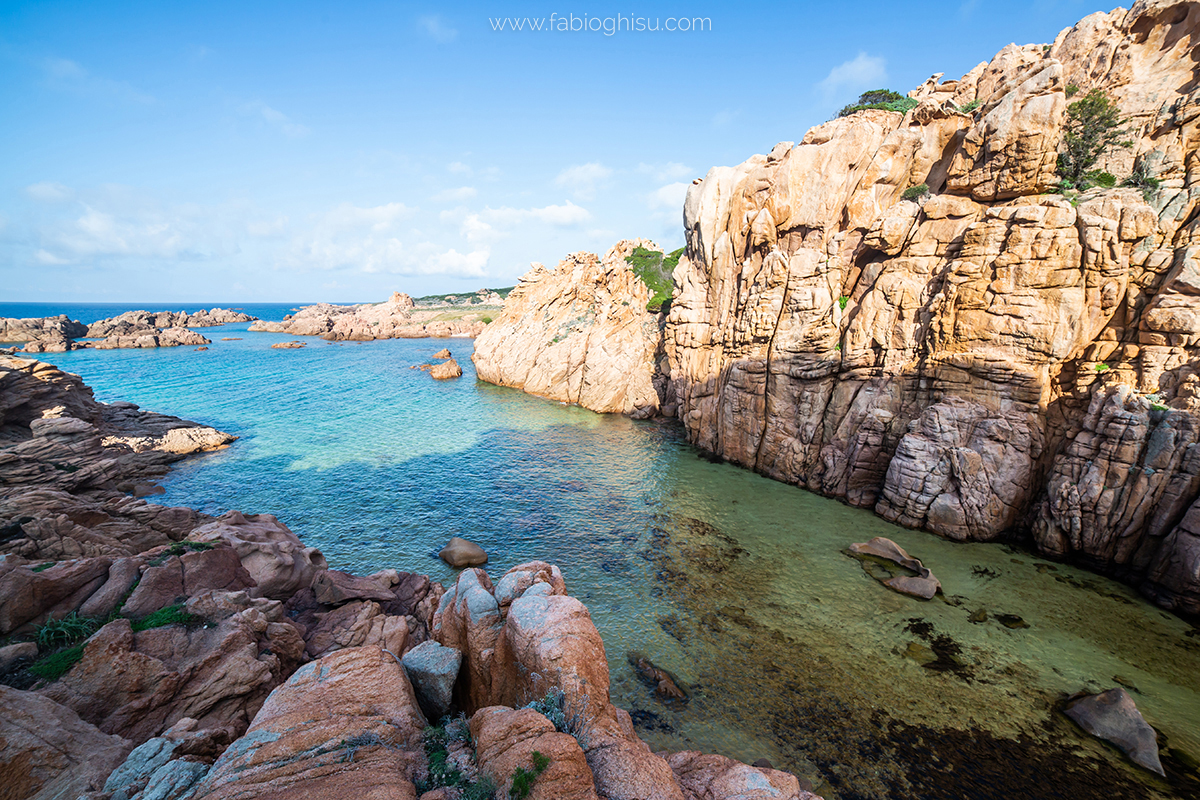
left=401, top=640, right=462, bottom=722
left=0, top=685, right=132, bottom=800
left=470, top=706, right=599, bottom=800
left=848, top=537, right=941, bottom=599
left=1064, top=688, right=1165, bottom=775
left=189, top=646, right=427, bottom=800
left=439, top=536, right=488, bottom=567
left=473, top=239, right=666, bottom=417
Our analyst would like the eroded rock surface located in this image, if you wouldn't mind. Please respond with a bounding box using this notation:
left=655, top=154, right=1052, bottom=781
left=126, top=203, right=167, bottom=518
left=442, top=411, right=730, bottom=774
left=662, top=3, right=1200, bottom=612
left=473, top=239, right=666, bottom=417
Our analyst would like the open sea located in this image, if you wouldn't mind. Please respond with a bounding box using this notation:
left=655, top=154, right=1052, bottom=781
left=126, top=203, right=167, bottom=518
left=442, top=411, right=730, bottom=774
left=6, top=308, right=1200, bottom=800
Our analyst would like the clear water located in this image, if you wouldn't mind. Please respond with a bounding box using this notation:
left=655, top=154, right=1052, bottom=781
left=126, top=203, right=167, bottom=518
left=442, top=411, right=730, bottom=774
left=29, top=324, right=1200, bottom=800
left=0, top=302, right=301, bottom=325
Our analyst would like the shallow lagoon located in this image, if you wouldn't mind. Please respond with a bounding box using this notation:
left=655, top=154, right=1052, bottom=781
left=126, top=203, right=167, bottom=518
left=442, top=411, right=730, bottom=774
left=38, top=325, right=1200, bottom=800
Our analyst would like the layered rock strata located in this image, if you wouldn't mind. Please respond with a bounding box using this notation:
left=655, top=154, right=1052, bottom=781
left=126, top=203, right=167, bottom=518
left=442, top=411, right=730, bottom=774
left=249, top=291, right=487, bottom=340
left=653, top=1, right=1200, bottom=613
left=472, top=239, right=666, bottom=417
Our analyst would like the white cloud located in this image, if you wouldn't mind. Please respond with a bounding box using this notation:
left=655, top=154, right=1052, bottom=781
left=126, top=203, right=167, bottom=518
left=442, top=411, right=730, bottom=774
left=244, top=102, right=310, bottom=137
left=286, top=202, right=421, bottom=272
left=419, top=15, right=458, bottom=43
left=429, top=248, right=488, bottom=276
left=323, top=202, right=415, bottom=231
left=26, top=182, right=74, bottom=202
left=637, top=162, right=693, bottom=182
left=246, top=215, right=289, bottom=237
left=41, top=57, right=154, bottom=104
left=483, top=201, right=591, bottom=227
left=34, top=249, right=71, bottom=265
left=554, top=163, right=612, bottom=201
left=818, top=52, right=888, bottom=102
left=447, top=161, right=472, bottom=175
left=647, top=182, right=689, bottom=211
left=432, top=186, right=477, bottom=203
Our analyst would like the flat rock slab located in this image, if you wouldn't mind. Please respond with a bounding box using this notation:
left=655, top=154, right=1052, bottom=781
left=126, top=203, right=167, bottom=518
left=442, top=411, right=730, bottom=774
left=848, top=537, right=941, bottom=600
left=1065, top=688, right=1165, bottom=775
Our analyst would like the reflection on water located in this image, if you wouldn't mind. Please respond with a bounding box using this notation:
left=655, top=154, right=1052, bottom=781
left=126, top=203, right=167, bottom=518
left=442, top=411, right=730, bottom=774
left=41, top=327, right=1200, bottom=800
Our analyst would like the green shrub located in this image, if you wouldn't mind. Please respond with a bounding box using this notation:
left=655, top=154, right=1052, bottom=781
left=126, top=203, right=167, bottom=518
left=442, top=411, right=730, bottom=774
left=36, top=613, right=99, bottom=650
left=838, top=296, right=849, bottom=311
left=1095, top=363, right=1110, bottom=373
left=1089, top=171, right=1117, bottom=188
left=29, top=644, right=84, bottom=681
left=524, top=687, right=591, bottom=749
left=130, top=603, right=203, bottom=632
left=509, top=751, right=550, bottom=800
left=1057, top=89, right=1130, bottom=188
left=959, top=99, right=982, bottom=113
left=1065, top=83, right=1080, bottom=98
left=625, top=246, right=677, bottom=313
left=901, top=184, right=929, bottom=201
left=837, top=89, right=919, bottom=118
left=480, top=316, right=493, bottom=324
left=1122, top=162, right=1162, bottom=200
left=416, top=722, right=494, bottom=797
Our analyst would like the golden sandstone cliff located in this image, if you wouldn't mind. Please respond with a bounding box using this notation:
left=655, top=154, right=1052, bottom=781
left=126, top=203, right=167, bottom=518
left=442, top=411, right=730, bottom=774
left=474, top=1, right=1200, bottom=614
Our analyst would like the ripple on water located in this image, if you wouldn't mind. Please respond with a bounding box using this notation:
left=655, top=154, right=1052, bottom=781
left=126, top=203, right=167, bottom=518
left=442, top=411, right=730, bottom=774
left=41, top=329, right=1200, bottom=800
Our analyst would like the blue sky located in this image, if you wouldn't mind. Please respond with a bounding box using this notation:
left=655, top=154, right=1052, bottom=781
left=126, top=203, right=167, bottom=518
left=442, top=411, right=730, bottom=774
left=1, top=0, right=1105, bottom=302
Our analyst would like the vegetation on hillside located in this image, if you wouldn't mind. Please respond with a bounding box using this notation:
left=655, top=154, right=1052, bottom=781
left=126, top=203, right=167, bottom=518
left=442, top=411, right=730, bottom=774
left=837, top=89, right=918, bottom=118
left=625, top=247, right=682, bottom=313
left=413, top=288, right=513, bottom=307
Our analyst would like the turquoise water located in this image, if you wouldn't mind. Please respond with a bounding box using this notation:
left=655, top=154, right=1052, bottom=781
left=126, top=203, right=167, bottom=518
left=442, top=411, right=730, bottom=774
left=31, top=324, right=1200, bottom=800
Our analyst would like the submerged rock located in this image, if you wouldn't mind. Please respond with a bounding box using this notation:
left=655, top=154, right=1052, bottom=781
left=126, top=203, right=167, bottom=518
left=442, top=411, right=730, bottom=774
left=269, top=340, right=306, bottom=349
left=1064, top=688, right=1165, bottom=776
left=848, top=537, right=941, bottom=599
left=439, top=536, right=487, bottom=567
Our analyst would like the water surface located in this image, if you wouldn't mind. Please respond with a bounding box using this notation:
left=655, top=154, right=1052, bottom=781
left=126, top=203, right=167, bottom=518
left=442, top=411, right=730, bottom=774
left=33, top=325, right=1200, bottom=800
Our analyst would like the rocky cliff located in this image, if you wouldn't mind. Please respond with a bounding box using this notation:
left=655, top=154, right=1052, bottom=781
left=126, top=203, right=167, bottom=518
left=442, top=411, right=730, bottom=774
left=662, top=0, right=1200, bottom=613
left=472, top=239, right=666, bottom=417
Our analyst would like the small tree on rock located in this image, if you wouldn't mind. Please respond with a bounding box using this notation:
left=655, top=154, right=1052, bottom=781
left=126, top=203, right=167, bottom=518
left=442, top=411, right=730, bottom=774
left=1057, top=89, right=1130, bottom=189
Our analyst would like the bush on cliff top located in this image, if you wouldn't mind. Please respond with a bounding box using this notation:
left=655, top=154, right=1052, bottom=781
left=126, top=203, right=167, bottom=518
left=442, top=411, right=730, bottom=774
left=625, top=246, right=680, bottom=313
left=1056, top=89, right=1130, bottom=189
left=837, top=89, right=919, bottom=118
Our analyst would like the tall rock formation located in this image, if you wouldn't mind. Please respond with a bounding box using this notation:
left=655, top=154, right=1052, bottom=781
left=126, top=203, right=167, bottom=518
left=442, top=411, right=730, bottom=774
left=663, top=1, right=1200, bottom=612
left=473, top=239, right=666, bottom=417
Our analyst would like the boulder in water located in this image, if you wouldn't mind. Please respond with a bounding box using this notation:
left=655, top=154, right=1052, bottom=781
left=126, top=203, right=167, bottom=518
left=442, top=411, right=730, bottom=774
left=848, top=537, right=941, bottom=599
left=1064, top=688, right=1164, bottom=776
left=433, top=348, right=452, bottom=359
left=439, top=536, right=487, bottom=567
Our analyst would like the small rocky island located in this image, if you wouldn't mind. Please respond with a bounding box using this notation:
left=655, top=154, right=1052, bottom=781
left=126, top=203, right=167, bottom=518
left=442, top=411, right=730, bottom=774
left=0, top=355, right=814, bottom=800
left=1, top=308, right=258, bottom=353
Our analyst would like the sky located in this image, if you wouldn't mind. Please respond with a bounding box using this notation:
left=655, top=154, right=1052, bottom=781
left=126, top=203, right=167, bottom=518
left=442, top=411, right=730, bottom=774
left=1, top=0, right=1110, bottom=303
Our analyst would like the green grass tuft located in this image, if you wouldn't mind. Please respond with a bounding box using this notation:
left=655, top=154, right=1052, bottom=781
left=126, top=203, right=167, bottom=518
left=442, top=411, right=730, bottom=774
left=130, top=603, right=203, bottom=632
left=35, top=613, right=99, bottom=650
left=31, top=562, right=55, bottom=573
left=901, top=184, right=929, bottom=201
left=29, top=644, right=85, bottom=682
left=509, top=751, right=550, bottom=800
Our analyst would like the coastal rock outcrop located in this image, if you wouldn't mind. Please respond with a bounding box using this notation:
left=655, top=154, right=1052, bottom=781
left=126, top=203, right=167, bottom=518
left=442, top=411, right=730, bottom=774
left=0, top=314, right=88, bottom=343
left=661, top=2, right=1200, bottom=612
left=472, top=239, right=666, bottom=417
left=249, top=291, right=487, bottom=340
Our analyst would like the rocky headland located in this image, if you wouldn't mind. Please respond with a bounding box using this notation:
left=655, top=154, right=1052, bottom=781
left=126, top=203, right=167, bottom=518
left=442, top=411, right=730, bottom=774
left=249, top=291, right=491, bottom=340
left=2, top=308, right=257, bottom=353
left=473, top=1, right=1200, bottom=617
left=472, top=239, right=667, bottom=417
left=0, top=355, right=814, bottom=800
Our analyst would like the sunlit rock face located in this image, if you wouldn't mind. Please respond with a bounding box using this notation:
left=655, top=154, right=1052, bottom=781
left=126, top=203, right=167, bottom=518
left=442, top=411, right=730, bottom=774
left=663, top=1, right=1200, bottom=613
left=472, top=239, right=666, bottom=417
